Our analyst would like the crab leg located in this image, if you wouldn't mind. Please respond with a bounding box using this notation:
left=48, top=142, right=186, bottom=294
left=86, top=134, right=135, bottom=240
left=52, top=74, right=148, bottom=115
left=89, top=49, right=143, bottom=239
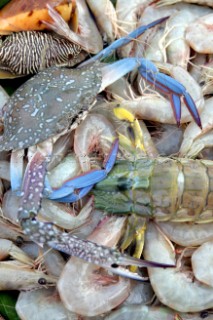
left=19, top=216, right=175, bottom=281
left=80, top=16, right=169, bottom=66
left=18, top=152, right=48, bottom=222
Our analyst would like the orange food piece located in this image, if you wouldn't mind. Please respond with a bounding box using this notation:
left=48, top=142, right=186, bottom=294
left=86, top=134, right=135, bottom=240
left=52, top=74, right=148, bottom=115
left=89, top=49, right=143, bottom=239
left=0, top=0, right=75, bottom=34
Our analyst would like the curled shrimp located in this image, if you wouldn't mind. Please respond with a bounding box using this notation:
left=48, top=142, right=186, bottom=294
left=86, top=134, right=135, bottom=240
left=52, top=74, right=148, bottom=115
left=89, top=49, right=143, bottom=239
left=144, top=223, right=213, bottom=312
left=74, top=113, right=117, bottom=171
left=164, top=11, right=194, bottom=69
left=157, top=221, right=213, bottom=246
left=57, top=216, right=131, bottom=317
left=47, top=153, right=81, bottom=189
left=115, top=0, right=154, bottom=57
left=86, top=0, right=118, bottom=43
left=179, top=96, right=213, bottom=157
left=0, top=217, right=28, bottom=243
left=2, top=190, right=95, bottom=230
left=0, top=260, right=56, bottom=291
left=40, top=197, right=95, bottom=230
left=16, top=288, right=76, bottom=320
left=192, top=240, right=213, bottom=288
left=0, top=239, right=33, bottom=266
left=156, top=0, right=213, bottom=8
left=106, top=304, right=205, bottom=320
left=186, top=14, right=213, bottom=54
left=182, top=129, right=213, bottom=158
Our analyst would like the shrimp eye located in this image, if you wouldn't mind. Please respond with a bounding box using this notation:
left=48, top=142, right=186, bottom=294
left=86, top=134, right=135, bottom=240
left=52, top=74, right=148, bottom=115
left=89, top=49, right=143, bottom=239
left=38, top=278, right=47, bottom=285
left=15, top=236, right=24, bottom=246
left=200, top=311, right=209, bottom=318
left=111, top=263, right=119, bottom=268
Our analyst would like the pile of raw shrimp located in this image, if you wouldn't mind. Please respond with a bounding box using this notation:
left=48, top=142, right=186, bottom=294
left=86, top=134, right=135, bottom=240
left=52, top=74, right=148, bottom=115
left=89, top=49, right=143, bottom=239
left=0, top=0, right=213, bottom=319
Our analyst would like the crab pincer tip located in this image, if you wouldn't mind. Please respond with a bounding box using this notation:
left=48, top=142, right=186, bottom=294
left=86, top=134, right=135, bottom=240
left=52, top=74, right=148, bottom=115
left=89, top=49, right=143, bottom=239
left=170, top=94, right=181, bottom=127
left=183, top=92, right=202, bottom=129
left=197, top=117, right=202, bottom=130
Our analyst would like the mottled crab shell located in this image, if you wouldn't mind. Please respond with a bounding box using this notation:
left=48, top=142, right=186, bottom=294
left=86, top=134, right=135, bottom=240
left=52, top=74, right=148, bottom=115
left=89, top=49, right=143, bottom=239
left=1, top=63, right=102, bottom=151
left=0, top=0, right=74, bottom=34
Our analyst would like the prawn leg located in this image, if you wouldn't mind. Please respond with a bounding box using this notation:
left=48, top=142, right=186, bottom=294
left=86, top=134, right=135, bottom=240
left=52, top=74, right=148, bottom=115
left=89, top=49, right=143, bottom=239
left=120, top=216, right=147, bottom=273
left=113, top=107, right=145, bottom=152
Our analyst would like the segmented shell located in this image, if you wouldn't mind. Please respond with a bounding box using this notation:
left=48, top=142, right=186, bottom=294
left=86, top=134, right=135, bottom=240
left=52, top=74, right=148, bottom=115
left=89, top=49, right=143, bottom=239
left=1, top=63, right=102, bottom=151
left=0, top=31, right=81, bottom=75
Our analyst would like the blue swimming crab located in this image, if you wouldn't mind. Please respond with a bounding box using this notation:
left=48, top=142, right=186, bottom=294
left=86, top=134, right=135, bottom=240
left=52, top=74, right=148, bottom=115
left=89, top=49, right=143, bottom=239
left=1, top=16, right=203, bottom=280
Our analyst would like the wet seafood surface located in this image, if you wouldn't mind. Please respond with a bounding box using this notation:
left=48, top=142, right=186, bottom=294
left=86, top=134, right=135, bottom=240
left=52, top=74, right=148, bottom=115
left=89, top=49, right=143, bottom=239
left=0, top=0, right=212, bottom=319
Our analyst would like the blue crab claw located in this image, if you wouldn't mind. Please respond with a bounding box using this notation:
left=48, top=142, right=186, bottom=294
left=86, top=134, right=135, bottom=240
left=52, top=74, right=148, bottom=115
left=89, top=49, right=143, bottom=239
left=106, top=266, right=149, bottom=281
left=171, top=94, right=181, bottom=127
left=55, top=185, right=94, bottom=203
left=183, top=91, right=202, bottom=128
left=138, top=63, right=202, bottom=128
left=21, top=218, right=175, bottom=282
left=100, top=58, right=142, bottom=91
left=81, top=16, right=169, bottom=66
left=49, top=235, right=176, bottom=281
left=47, top=139, right=119, bottom=201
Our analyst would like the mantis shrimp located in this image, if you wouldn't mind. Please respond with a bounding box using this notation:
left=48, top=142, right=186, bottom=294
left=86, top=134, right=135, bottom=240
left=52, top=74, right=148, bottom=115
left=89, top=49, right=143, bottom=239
left=0, top=10, right=203, bottom=282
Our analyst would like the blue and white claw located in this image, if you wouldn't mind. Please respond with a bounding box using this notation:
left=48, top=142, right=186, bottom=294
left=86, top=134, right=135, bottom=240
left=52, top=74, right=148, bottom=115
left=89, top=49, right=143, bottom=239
left=48, top=229, right=175, bottom=281
left=45, top=139, right=119, bottom=202
left=138, top=61, right=202, bottom=128
left=80, top=17, right=202, bottom=129
left=91, top=57, right=201, bottom=128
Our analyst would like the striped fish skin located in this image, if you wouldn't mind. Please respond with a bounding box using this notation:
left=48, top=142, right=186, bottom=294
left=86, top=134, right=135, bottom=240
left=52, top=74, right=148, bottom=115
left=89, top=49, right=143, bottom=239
left=0, top=31, right=81, bottom=75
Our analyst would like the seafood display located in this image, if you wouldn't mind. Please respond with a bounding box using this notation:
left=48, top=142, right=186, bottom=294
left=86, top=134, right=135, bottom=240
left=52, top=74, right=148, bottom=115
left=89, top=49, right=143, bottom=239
left=0, top=0, right=212, bottom=319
